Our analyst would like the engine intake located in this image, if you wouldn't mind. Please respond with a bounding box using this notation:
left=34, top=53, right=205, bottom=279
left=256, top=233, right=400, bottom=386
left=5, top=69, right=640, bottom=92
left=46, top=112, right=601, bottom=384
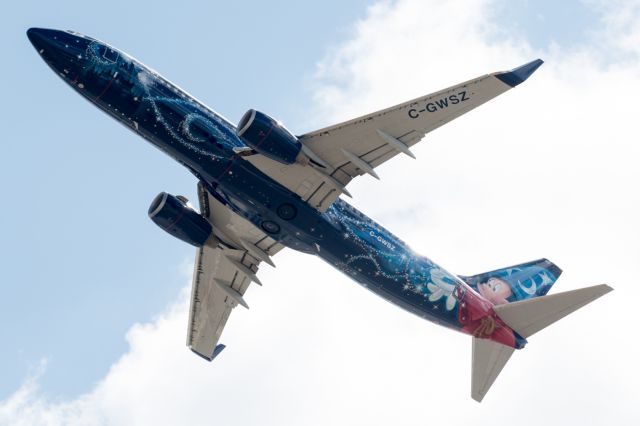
left=236, top=109, right=302, bottom=164
left=148, top=192, right=212, bottom=247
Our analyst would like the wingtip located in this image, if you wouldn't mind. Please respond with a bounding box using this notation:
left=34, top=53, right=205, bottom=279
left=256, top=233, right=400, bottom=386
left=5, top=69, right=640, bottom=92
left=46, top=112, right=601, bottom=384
left=495, top=58, right=544, bottom=87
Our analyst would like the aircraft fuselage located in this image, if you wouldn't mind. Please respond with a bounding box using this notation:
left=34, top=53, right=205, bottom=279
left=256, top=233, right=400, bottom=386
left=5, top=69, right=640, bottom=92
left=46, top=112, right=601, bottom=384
left=28, top=28, right=526, bottom=349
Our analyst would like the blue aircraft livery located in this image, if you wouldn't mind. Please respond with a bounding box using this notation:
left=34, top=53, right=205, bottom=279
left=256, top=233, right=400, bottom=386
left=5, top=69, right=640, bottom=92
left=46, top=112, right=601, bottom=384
left=27, top=28, right=613, bottom=402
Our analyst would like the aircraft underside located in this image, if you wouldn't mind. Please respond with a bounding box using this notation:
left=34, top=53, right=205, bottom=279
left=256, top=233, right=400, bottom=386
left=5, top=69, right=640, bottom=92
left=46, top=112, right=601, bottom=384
left=27, top=27, right=612, bottom=402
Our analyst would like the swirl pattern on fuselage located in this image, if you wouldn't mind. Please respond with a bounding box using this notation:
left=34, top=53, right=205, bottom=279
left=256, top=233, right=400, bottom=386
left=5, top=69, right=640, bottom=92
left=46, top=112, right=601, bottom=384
left=326, top=200, right=460, bottom=313
left=85, top=41, right=243, bottom=161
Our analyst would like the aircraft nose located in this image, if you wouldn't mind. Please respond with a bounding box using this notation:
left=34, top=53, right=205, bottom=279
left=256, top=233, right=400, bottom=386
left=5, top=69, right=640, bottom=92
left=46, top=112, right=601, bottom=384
left=27, top=27, right=92, bottom=81
left=27, top=27, right=58, bottom=51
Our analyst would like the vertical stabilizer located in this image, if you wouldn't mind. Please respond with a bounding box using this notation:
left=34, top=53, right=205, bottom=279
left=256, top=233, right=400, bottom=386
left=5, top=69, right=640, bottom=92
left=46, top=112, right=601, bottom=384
left=493, top=284, right=613, bottom=338
left=471, top=338, right=515, bottom=402
left=459, top=258, right=561, bottom=304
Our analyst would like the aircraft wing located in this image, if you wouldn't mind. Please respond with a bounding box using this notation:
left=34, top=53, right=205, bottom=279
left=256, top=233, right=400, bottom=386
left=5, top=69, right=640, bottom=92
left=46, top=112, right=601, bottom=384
left=244, top=60, right=542, bottom=212
left=187, top=182, right=285, bottom=360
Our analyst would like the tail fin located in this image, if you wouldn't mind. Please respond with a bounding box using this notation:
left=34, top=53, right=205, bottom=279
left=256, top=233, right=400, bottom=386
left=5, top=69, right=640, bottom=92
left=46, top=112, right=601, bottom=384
left=460, top=258, right=562, bottom=304
left=471, top=284, right=613, bottom=402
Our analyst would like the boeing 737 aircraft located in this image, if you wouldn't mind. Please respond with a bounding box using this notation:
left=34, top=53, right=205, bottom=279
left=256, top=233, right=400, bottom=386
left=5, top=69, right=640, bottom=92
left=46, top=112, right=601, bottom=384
left=27, top=28, right=612, bottom=402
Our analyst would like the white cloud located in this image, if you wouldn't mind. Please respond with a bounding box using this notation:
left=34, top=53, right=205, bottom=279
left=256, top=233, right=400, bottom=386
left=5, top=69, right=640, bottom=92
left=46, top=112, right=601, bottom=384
left=586, top=0, right=640, bottom=59
left=3, top=0, right=640, bottom=424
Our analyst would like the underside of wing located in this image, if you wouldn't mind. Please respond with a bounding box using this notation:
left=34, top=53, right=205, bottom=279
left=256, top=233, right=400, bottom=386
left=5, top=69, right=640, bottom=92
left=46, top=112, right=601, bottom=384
left=244, top=60, right=543, bottom=211
left=188, top=245, right=237, bottom=360
left=187, top=183, right=285, bottom=360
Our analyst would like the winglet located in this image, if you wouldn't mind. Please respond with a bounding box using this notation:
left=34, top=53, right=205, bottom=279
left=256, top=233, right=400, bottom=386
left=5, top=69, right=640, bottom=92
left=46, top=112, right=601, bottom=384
left=495, top=59, right=544, bottom=87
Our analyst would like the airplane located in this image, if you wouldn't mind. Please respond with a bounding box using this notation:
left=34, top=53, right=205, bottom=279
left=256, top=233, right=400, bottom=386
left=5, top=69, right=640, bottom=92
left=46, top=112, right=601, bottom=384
left=27, top=27, right=612, bottom=402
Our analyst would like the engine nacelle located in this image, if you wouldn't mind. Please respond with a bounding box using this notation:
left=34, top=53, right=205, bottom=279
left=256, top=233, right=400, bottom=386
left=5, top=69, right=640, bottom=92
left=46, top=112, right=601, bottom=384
left=236, top=109, right=302, bottom=164
left=148, top=192, right=212, bottom=247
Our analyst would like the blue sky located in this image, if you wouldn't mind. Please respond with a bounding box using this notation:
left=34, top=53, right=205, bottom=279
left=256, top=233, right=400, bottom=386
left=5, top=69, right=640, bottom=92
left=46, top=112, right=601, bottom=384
left=0, top=0, right=372, bottom=399
left=0, top=0, right=634, bottom=416
left=493, top=0, right=600, bottom=49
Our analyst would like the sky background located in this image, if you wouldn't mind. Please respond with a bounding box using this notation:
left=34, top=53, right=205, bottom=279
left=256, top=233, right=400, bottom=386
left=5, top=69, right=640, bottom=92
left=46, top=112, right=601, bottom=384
left=1, top=0, right=639, bottom=424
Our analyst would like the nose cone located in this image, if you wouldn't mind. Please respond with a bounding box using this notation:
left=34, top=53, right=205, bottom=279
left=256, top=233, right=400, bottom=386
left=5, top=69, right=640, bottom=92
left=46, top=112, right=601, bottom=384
left=27, top=27, right=60, bottom=51
left=27, top=27, right=93, bottom=84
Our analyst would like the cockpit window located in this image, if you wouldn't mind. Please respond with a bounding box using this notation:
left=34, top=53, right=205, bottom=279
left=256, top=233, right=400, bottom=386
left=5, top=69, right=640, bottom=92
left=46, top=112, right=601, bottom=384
left=103, top=47, right=119, bottom=63
left=88, top=42, right=119, bottom=64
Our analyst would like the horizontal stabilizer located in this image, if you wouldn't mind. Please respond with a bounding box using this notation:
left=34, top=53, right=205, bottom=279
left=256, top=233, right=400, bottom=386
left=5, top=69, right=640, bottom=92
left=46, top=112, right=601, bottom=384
left=191, top=343, right=226, bottom=362
left=493, top=284, right=613, bottom=338
left=471, top=338, right=515, bottom=402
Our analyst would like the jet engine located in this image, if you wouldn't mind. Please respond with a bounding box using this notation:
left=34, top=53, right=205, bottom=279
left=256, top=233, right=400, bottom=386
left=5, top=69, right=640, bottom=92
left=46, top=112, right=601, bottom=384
left=236, top=109, right=302, bottom=164
left=148, top=192, right=212, bottom=247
